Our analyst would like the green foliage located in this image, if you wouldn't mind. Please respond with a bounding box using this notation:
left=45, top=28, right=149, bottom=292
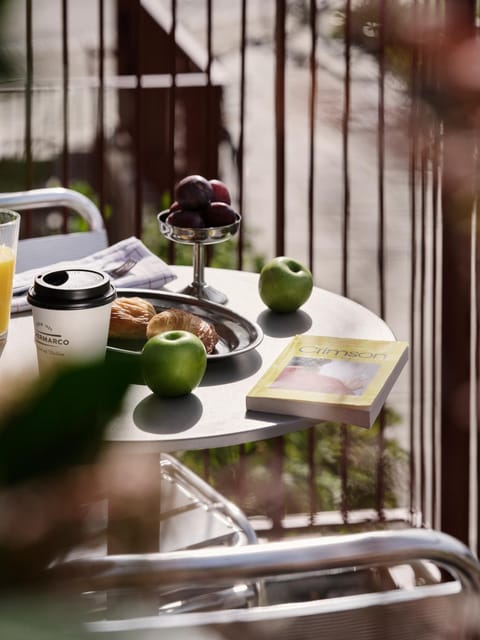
left=179, top=406, right=407, bottom=518
left=68, top=180, right=112, bottom=232
left=331, top=0, right=413, bottom=86
left=0, top=596, right=88, bottom=640
left=0, top=159, right=53, bottom=189
left=0, top=0, right=14, bottom=81
left=141, top=205, right=266, bottom=272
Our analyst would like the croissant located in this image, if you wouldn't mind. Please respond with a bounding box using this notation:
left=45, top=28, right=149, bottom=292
left=109, top=297, right=156, bottom=339
left=146, top=308, right=219, bottom=354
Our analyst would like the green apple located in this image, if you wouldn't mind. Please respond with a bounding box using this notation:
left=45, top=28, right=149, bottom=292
left=259, top=256, right=313, bottom=313
left=141, top=330, right=207, bottom=397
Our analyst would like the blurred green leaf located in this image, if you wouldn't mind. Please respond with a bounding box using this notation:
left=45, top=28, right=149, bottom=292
left=0, top=359, right=131, bottom=486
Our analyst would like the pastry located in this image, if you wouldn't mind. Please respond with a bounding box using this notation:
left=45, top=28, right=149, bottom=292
left=147, top=308, right=219, bottom=354
left=109, top=296, right=156, bottom=339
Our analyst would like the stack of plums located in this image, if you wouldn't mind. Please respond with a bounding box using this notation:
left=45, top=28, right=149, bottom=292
left=166, top=175, right=238, bottom=228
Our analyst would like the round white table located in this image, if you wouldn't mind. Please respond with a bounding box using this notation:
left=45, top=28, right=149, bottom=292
left=2, top=266, right=395, bottom=453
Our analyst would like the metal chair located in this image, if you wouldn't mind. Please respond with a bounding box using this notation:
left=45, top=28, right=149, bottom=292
left=0, top=187, right=108, bottom=271
left=61, top=528, right=480, bottom=639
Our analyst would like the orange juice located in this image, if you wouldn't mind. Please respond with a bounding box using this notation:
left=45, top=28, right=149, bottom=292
left=0, top=245, right=15, bottom=334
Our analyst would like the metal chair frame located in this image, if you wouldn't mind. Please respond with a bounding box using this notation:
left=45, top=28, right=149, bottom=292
left=67, top=528, right=480, bottom=639
left=0, top=187, right=108, bottom=271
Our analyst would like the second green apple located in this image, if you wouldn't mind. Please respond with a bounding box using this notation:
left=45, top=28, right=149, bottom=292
left=258, top=256, right=313, bottom=313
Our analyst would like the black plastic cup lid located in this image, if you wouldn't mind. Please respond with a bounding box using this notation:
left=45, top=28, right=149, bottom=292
left=27, top=268, right=116, bottom=310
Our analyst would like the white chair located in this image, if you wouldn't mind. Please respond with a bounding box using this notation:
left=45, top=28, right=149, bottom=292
left=0, top=187, right=108, bottom=272
left=61, top=528, right=480, bottom=639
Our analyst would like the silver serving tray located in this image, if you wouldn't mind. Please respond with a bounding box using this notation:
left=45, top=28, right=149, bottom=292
left=107, top=288, right=263, bottom=361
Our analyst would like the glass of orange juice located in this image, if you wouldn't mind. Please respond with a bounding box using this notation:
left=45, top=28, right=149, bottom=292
left=0, top=210, right=20, bottom=357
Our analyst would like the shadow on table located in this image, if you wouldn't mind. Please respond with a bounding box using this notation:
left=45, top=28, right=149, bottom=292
left=133, top=393, right=203, bottom=434
left=257, top=309, right=312, bottom=337
left=201, top=349, right=263, bottom=386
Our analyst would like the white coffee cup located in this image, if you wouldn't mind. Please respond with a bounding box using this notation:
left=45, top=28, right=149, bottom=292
left=27, top=268, right=116, bottom=373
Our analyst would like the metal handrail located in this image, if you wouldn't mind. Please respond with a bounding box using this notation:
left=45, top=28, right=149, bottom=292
left=0, top=187, right=104, bottom=231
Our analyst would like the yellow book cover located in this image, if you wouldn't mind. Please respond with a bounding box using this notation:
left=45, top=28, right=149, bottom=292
left=246, top=335, right=409, bottom=428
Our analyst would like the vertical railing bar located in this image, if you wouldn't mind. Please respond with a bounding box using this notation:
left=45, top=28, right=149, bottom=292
left=431, top=111, right=440, bottom=531
left=97, top=0, right=105, bottom=218
left=238, top=443, right=247, bottom=511
left=476, top=183, right=480, bottom=558
left=472, top=40, right=480, bottom=552
left=416, top=0, right=429, bottom=527
left=24, top=0, right=33, bottom=236
left=307, top=0, right=317, bottom=273
left=271, top=436, right=285, bottom=537
left=134, top=0, right=142, bottom=239
left=61, top=0, right=69, bottom=232
left=307, top=430, right=315, bottom=527
left=475, top=43, right=480, bottom=556
left=470, top=184, right=478, bottom=553
left=205, top=0, right=213, bottom=175
left=237, top=0, right=247, bottom=496
left=340, top=0, right=352, bottom=525
left=167, top=0, right=177, bottom=264
left=408, top=0, right=419, bottom=526
left=342, top=0, right=351, bottom=299
left=470, top=3, right=479, bottom=557
left=376, top=414, right=386, bottom=522
left=237, top=0, right=247, bottom=276
left=168, top=0, right=177, bottom=197
left=340, top=426, right=349, bottom=524
left=430, top=0, right=441, bottom=530
left=420, top=137, right=428, bottom=525
left=375, top=0, right=386, bottom=522
left=377, top=1, right=385, bottom=322
left=272, top=1, right=287, bottom=534
left=202, top=449, right=211, bottom=485
left=306, top=0, right=318, bottom=525
left=204, top=0, right=215, bottom=473
left=440, top=0, right=475, bottom=544
left=274, top=0, right=286, bottom=256
left=204, top=0, right=213, bottom=269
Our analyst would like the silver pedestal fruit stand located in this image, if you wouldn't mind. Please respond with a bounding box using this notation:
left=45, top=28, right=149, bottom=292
left=157, top=209, right=241, bottom=305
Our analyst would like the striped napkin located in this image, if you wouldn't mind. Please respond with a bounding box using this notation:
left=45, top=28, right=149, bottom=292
left=11, top=236, right=177, bottom=314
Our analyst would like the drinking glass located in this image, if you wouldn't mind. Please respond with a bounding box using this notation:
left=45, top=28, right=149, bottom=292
left=0, top=210, right=20, bottom=357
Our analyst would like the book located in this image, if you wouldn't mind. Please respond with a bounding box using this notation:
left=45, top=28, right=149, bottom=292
left=246, top=335, right=408, bottom=428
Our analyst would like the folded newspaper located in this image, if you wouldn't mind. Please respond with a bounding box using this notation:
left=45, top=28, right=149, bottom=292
left=11, top=236, right=177, bottom=314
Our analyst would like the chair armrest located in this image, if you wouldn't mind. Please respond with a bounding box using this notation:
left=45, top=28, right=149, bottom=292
left=0, top=187, right=105, bottom=231
left=52, top=528, right=480, bottom=594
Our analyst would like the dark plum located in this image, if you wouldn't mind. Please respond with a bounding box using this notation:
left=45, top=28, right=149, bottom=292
left=175, top=175, right=213, bottom=210
left=203, top=202, right=237, bottom=227
left=209, top=179, right=231, bottom=204
left=169, top=200, right=181, bottom=212
left=166, top=209, right=205, bottom=228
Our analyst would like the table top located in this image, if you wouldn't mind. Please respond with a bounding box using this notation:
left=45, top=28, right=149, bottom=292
left=2, top=266, right=395, bottom=453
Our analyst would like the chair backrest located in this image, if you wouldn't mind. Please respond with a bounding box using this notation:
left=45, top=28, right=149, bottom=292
left=0, top=187, right=108, bottom=272
left=79, top=528, right=480, bottom=639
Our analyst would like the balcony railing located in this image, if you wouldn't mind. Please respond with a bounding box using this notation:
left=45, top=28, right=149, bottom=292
left=1, top=0, right=478, bottom=550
